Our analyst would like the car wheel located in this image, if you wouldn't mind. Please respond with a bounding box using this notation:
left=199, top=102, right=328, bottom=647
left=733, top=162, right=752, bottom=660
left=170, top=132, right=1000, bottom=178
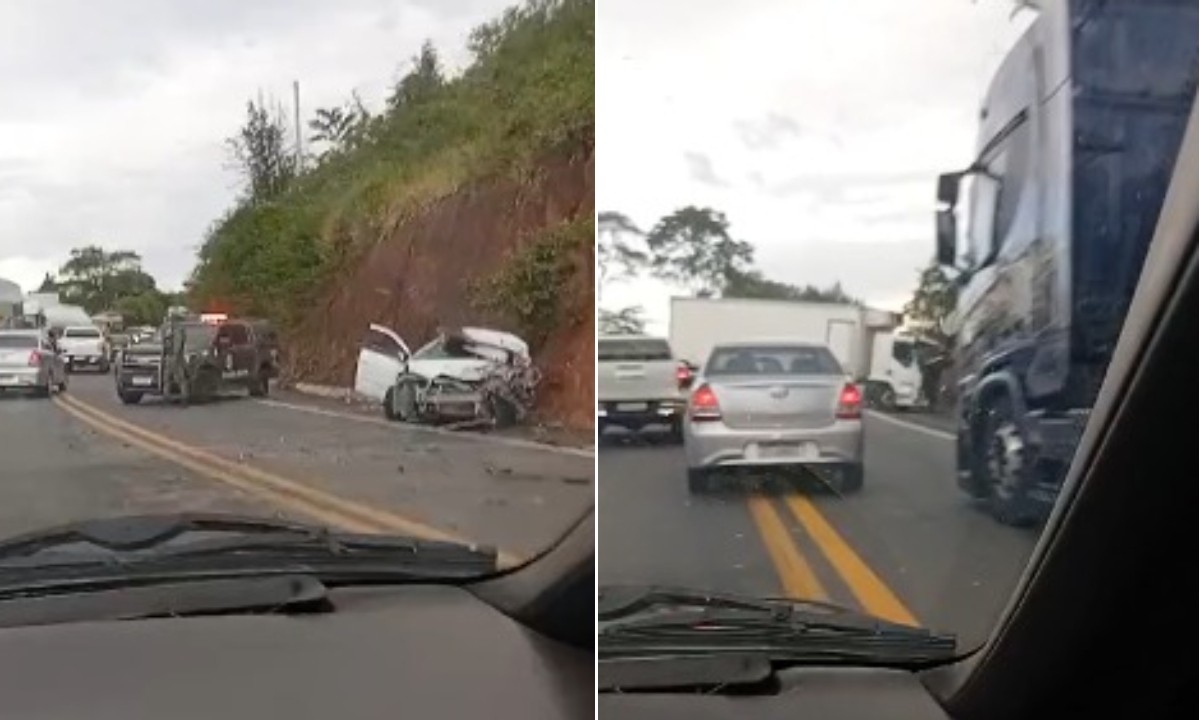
left=982, top=395, right=1037, bottom=526
left=118, top=391, right=143, bottom=405
left=392, top=382, right=419, bottom=422
left=489, top=395, right=519, bottom=429
left=382, top=388, right=398, bottom=421
left=667, top=418, right=684, bottom=444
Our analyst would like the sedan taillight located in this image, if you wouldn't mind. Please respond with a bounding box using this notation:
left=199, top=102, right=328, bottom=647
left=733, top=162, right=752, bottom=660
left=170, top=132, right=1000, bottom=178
left=690, top=384, right=722, bottom=421
left=836, top=383, right=862, bottom=419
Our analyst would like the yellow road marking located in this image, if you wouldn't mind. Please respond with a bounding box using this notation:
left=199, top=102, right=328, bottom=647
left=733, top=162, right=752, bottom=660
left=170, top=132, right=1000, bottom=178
left=783, top=494, right=918, bottom=626
left=54, top=394, right=519, bottom=567
left=746, top=495, right=828, bottom=601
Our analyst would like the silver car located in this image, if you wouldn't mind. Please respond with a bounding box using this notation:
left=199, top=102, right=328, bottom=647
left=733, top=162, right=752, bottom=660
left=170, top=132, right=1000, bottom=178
left=682, top=340, right=864, bottom=493
left=0, top=329, right=68, bottom=397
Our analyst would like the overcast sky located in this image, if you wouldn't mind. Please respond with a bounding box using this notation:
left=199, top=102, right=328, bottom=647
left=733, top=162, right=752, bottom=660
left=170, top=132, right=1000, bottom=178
left=0, top=0, right=512, bottom=293
left=597, top=0, right=1033, bottom=332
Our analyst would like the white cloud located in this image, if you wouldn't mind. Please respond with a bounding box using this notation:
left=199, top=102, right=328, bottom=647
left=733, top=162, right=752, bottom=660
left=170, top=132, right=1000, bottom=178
left=598, top=0, right=1033, bottom=318
left=0, top=0, right=512, bottom=294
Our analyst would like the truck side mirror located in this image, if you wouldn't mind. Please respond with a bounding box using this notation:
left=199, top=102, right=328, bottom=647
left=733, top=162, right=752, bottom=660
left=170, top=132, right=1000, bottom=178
left=936, top=209, right=957, bottom=265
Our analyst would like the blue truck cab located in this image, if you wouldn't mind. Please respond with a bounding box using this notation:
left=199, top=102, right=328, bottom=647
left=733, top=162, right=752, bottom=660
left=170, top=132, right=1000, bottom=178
left=934, top=0, right=1196, bottom=524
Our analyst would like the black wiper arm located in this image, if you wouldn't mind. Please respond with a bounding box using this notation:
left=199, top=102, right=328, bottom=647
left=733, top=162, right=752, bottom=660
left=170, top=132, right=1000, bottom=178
left=0, top=513, right=497, bottom=574
left=599, top=584, right=957, bottom=666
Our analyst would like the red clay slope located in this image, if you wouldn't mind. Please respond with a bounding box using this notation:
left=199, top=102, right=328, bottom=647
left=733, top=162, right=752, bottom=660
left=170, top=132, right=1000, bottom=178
left=281, top=146, right=594, bottom=431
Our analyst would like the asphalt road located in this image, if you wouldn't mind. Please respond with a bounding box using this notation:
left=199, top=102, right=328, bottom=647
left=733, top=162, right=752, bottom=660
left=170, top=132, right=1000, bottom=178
left=598, top=411, right=1042, bottom=647
left=0, top=373, right=594, bottom=562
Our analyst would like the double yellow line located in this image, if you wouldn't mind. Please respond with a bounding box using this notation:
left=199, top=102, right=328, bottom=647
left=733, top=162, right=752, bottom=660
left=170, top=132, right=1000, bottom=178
left=746, top=490, right=918, bottom=627
left=53, top=393, right=518, bottom=567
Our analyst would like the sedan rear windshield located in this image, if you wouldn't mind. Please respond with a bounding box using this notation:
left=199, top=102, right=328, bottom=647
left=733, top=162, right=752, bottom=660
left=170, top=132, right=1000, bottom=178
left=0, top=335, right=38, bottom=349
left=63, top=327, right=101, bottom=338
left=706, top=345, right=843, bottom=376
left=598, top=338, right=673, bottom=362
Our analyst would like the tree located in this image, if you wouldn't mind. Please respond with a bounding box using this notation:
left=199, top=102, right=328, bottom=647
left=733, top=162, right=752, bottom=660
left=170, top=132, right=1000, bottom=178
left=308, top=91, right=373, bottom=156
left=57, top=246, right=148, bottom=313
left=597, top=211, right=648, bottom=287
left=54, top=245, right=171, bottom=320
left=644, top=206, right=754, bottom=297
left=114, top=291, right=167, bottom=326
left=724, top=269, right=858, bottom=304
left=35, top=273, right=57, bottom=292
left=599, top=305, right=646, bottom=335
left=387, top=41, right=445, bottom=111
left=226, top=96, right=298, bottom=202
left=903, top=262, right=958, bottom=346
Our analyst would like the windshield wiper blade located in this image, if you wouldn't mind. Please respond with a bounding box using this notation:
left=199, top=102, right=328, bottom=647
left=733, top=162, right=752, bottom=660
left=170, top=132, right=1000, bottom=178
left=0, top=513, right=497, bottom=578
left=599, top=584, right=957, bottom=667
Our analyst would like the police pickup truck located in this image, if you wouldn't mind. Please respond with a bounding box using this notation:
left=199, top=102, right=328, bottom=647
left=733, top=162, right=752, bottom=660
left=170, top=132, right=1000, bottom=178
left=116, top=316, right=277, bottom=405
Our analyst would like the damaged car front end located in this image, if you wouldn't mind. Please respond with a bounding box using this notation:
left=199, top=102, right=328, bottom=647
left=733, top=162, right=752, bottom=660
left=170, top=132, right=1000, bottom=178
left=380, top=327, right=541, bottom=429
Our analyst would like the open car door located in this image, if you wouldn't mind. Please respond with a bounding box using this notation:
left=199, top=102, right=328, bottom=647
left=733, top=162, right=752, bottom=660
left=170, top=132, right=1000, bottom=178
left=354, top=323, right=410, bottom=402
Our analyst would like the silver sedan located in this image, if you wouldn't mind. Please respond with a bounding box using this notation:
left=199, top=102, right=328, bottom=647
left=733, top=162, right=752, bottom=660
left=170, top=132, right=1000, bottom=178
left=682, top=340, right=864, bottom=493
left=0, top=330, right=68, bottom=397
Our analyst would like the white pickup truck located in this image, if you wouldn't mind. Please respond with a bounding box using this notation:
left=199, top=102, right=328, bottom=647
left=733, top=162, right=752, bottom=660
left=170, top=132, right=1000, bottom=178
left=597, top=335, right=685, bottom=441
left=57, top=325, right=109, bottom=373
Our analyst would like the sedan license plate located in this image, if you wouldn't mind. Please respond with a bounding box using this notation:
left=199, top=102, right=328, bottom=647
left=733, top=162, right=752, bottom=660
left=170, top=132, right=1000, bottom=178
left=754, top=442, right=817, bottom=460
left=131, top=376, right=155, bottom=386
left=616, top=402, right=648, bottom=412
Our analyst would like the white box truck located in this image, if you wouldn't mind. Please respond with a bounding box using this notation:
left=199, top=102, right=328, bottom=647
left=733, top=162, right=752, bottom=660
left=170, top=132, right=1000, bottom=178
left=669, top=297, right=932, bottom=410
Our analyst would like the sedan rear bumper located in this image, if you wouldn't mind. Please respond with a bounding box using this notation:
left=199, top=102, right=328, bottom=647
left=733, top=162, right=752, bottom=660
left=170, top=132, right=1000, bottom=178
left=0, top=368, right=47, bottom=389
left=684, top=417, right=864, bottom=469
left=597, top=399, right=685, bottom=428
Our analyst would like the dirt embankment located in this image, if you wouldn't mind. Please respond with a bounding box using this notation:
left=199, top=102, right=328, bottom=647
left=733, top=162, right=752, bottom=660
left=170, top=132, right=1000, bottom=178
left=281, top=146, right=594, bottom=431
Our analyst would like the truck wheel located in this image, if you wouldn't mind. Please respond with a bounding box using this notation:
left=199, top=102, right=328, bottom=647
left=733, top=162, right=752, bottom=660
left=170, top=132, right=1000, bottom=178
left=982, top=396, right=1036, bottom=526
left=119, top=391, right=143, bottom=405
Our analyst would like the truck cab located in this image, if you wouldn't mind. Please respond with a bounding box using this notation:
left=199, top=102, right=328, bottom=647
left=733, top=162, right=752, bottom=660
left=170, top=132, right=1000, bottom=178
left=935, top=0, right=1196, bottom=524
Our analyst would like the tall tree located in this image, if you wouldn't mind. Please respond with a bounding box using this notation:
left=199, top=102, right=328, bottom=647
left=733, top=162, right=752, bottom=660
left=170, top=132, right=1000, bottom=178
left=35, top=273, right=57, bottom=292
left=387, top=41, right=445, bottom=111
left=903, top=262, right=958, bottom=346
left=598, top=305, right=646, bottom=335
left=644, top=206, right=754, bottom=297
left=724, top=269, right=858, bottom=304
left=226, top=96, right=298, bottom=202
left=308, top=91, right=373, bottom=156
left=597, top=211, right=648, bottom=288
left=57, top=246, right=157, bottom=314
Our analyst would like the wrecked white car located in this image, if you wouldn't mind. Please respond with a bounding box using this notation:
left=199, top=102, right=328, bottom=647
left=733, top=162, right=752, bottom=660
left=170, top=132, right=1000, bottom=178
left=353, top=323, right=540, bottom=428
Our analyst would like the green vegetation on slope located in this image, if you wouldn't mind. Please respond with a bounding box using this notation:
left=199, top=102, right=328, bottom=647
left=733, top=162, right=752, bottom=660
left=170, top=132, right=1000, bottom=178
left=189, top=0, right=594, bottom=330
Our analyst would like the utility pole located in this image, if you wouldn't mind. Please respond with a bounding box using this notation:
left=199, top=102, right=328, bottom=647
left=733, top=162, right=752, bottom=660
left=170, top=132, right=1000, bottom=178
left=293, top=80, right=303, bottom=171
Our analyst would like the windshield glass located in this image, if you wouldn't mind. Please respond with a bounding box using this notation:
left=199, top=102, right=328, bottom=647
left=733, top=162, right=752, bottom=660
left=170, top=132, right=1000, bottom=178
left=598, top=338, right=672, bottom=361
left=706, top=345, right=842, bottom=376
left=595, top=0, right=1194, bottom=672
left=0, top=335, right=38, bottom=350
left=0, top=0, right=594, bottom=616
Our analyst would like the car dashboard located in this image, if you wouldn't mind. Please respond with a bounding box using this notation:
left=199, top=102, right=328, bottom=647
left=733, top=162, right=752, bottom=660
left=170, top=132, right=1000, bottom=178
left=0, top=584, right=592, bottom=719
left=599, top=667, right=951, bottom=719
